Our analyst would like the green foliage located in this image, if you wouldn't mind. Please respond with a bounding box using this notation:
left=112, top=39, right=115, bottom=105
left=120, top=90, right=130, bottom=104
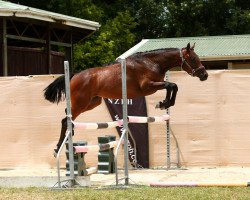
left=134, top=0, right=250, bottom=38
left=62, top=0, right=104, bottom=22
left=132, top=0, right=250, bottom=51
left=73, top=10, right=137, bottom=71
left=134, top=0, right=169, bottom=39
left=7, top=0, right=250, bottom=71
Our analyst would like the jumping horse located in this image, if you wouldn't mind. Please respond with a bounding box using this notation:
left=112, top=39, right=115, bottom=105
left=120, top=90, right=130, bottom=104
left=44, top=43, right=208, bottom=154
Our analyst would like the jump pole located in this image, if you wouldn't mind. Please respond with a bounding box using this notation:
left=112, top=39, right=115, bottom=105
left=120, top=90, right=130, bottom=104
left=74, top=141, right=118, bottom=153
left=73, top=115, right=169, bottom=130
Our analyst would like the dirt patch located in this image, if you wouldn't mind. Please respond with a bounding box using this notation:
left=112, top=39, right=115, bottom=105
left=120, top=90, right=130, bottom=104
left=90, top=167, right=250, bottom=186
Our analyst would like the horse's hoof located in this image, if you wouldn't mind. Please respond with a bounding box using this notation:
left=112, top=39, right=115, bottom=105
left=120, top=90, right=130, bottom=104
left=155, top=103, right=160, bottom=109
left=53, top=148, right=58, bottom=158
left=160, top=106, right=167, bottom=110
left=156, top=103, right=165, bottom=110
left=156, top=102, right=168, bottom=110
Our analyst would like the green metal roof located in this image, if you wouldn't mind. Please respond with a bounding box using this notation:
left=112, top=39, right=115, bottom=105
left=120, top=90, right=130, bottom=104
left=121, top=35, right=250, bottom=61
left=0, top=0, right=100, bottom=31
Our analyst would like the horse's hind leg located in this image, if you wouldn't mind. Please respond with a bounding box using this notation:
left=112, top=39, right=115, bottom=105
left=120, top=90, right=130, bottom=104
left=54, top=117, right=67, bottom=154
left=54, top=96, right=102, bottom=155
left=54, top=108, right=82, bottom=155
left=55, top=107, right=74, bottom=155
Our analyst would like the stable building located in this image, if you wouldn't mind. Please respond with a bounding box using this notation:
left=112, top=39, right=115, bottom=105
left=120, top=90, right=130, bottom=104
left=0, top=0, right=100, bottom=76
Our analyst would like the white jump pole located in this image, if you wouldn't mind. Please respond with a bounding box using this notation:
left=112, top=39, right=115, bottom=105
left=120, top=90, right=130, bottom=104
left=74, top=141, right=118, bottom=153
left=73, top=115, right=169, bottom=130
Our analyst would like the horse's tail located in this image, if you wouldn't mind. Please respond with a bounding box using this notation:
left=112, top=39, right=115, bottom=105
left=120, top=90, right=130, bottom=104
left=43, top=74, right=74, bottom=104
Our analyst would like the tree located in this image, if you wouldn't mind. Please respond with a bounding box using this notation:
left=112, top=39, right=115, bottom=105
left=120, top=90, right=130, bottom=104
left=73, top=10, right=137, bottom=71
left=133, top=0, right=169, bottom=39
left=6, top=0, right=49, bottom=10
left=133, top=0, right=250, bottom=38
left=52, top=0, right=138, bottom=71
left=7, top=0, right=250, bottom=70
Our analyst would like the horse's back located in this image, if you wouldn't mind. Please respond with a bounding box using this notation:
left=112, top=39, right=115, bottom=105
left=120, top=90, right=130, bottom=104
left=70, top=64, right=123, bottom=98
left=70, top=60, right=160, bottom=99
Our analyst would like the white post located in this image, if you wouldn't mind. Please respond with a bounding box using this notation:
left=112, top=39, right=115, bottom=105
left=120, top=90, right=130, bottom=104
left=115, top=40, right=149, bottom=186
left=64, top=61, right=75, bottom=187
left=165, top=71, right=171, bottom=169
left=120, top=58, right=129, bottom=185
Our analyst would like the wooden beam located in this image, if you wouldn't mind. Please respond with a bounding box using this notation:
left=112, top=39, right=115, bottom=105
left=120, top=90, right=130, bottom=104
left=65, top=30, right=73, bottom=72
left=46, top=27, right=51, bottom=74
left=70, top=30, right=73, bottom=71
left=50, top=41, right=72, bottom=47
left=6, top=34, right=46, bottom=44
left=6, top=34, right=72, bottom=47
left=2, top=18, right=7, bottom=76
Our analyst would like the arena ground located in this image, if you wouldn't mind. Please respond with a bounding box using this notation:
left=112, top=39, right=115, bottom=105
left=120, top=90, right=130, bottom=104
left=0, top=167, right=250, bottom=187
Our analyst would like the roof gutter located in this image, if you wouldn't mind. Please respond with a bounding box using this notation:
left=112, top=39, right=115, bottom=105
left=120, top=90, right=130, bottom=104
left=118, top=39, right=149, bottom=60
left=200, top=55, right=250, bottom=61
left=0, top=9, right=100, bottom=31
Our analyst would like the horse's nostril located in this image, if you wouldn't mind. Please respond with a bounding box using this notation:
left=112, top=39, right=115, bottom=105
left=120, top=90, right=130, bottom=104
left=203, top=73, right=208, bottom=81
left=200, top=73, right=208, bottom=81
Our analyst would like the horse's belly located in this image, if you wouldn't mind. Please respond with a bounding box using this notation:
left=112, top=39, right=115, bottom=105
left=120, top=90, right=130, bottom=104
left=99, top=86, right=154, bottom=99
left=96, top=71, right=154, bottom=98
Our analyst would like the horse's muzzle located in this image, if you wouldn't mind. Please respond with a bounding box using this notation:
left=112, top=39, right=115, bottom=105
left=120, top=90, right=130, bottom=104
left=199, top=72, right=208, bottom=81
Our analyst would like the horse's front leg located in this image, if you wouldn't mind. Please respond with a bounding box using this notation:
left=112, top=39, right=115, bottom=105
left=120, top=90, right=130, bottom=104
left=155, top=82, right=178, bottom=109
left=168, top=82, right=178, bottom=107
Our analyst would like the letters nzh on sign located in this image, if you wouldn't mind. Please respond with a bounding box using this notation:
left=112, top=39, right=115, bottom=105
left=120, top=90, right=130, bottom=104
left=107, top=99, right=133, bottom=105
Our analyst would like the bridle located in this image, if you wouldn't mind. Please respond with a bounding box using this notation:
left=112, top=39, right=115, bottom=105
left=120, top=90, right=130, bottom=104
left=179, top=49, right=205, bottom=77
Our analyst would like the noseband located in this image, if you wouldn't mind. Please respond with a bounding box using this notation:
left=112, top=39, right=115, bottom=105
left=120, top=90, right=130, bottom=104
left=179, top=49, right=205, bottom=77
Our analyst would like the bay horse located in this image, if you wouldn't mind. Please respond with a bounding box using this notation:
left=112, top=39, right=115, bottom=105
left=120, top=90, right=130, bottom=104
left=44, top=43, right=208, bottom=154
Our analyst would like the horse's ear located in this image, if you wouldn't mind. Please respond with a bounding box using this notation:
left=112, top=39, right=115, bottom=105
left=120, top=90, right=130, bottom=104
left=191, top=43, right=196, bottom=50
left=186, top=43, right=190, bottom=51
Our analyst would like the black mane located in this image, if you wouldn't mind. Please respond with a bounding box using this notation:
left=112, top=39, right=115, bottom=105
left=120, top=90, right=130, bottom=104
left=102, top=61, right=119, bottom=67
left=129, top=48, right=179, bottom=58
left=102, top=48, right=179, bottom=66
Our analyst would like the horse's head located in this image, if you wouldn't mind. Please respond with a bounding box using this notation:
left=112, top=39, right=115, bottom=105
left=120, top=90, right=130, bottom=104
left=180, top=43, right=208, bottom=81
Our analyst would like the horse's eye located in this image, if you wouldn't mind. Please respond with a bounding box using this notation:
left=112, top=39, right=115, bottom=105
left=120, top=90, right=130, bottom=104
left=190, top=57, right=196, bottom=62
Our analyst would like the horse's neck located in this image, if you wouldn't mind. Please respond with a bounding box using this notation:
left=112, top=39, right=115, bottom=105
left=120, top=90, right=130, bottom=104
left=129, top=49, right=181, bottom=74
left=151, top=50, right=180, bottom=73
left=146, top=49, right=181, bottom=73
